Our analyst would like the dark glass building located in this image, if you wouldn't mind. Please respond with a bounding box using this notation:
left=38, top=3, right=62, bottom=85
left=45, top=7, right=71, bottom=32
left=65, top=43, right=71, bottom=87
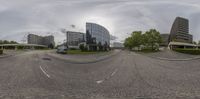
left=86, top=22, right=110, bottom=51
left=160, top=33, right=170, bottom=47
left=169, top=17, right=193, bottom=43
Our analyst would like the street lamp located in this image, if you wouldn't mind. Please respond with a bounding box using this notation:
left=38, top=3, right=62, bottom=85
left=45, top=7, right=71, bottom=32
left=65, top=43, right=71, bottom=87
left=60, top=28, right=67, bottom=47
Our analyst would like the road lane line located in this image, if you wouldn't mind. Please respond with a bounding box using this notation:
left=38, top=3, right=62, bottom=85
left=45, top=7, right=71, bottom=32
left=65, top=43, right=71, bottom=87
left=111, top=69, right=118, bottom=77
left=96, top=80, right=104, bottom=84
left=40, top=65, right=50, bottom=78
left=96, top=69, right=118, bottom=84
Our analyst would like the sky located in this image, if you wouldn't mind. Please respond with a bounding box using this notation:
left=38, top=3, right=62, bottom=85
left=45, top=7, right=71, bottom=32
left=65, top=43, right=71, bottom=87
left=1, top=0, right=200, bottom=44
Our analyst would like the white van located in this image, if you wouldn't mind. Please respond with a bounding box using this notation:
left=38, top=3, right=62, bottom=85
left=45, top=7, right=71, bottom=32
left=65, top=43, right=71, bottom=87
left=57, top=46, right=68, bottom=54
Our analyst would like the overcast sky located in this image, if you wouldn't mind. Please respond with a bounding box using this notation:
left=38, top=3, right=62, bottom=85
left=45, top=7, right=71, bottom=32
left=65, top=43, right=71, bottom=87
left=1, top=0, right=200, bottom=44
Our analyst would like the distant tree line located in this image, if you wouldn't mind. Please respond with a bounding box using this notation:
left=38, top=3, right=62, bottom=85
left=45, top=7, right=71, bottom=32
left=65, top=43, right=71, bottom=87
left=124, top=29, right=162, bottom=51
left=0, top=40, right=18, bottom=44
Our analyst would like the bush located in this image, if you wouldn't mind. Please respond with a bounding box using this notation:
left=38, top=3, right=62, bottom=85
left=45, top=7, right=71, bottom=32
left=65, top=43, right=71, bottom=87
left=79, top=44, right=85, bottom=51
left=140, top=48, right=159, bottom=53
left=173, top=48, right=200, bottom=55
left=79, top=44, right=88, bottom=52
left=0, top=49, right=3, bottom=55
left=84, top=47, right=88, bottom=51
left=69, top=48, right=77, bottom=50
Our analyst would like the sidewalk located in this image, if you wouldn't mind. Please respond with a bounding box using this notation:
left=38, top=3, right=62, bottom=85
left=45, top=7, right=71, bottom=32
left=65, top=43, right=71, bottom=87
left=142, top=49, right=200, bottom=61
left=0, top=54, right=11, bottom=58
left=0, top=50, right=26, bottom=59
left=47, top=50, right=121, bottom=64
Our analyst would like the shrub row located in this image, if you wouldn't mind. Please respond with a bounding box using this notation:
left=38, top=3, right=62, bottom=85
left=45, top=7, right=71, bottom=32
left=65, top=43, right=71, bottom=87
left=173, top=48, right=200, bottom=55
left=135, top=48, right=159, bottom=53
left=0, top=49, right=3, bottom=55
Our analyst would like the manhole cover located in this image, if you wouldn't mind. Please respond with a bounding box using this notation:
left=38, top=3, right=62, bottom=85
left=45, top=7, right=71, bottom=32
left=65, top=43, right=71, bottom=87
left=42, top=58, right=52, bottom=61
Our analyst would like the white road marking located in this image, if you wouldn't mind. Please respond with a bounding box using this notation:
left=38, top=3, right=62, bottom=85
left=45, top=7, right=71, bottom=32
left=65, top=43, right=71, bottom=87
left=96, top=80, right=104, bottom=84
left=96, top=69, right=118, bottom=84
left=111, top=69, right=118, bottom=77
left=40, top=65, right=50, bottom=78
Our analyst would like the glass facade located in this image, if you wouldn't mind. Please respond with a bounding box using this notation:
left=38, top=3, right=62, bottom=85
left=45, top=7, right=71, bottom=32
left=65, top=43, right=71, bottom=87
left=86, top=23, right=110, bottom=46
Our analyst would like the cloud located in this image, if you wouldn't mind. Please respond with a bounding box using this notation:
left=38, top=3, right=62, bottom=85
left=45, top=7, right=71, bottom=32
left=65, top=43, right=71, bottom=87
left=0, top=0, right=200, bottom=44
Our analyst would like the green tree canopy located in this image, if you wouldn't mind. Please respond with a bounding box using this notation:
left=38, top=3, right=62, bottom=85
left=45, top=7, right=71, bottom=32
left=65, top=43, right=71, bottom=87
left=193, top=41, right=197, bottom=45
left=143, top=29, right=162, bottom=50
left=198, top=41, right=200, bottom=45
left=124, top=37, right=133, bottom=49
left=124, top=29, right=162, bottom=51
left=131, top=31, right=143, bottom=48
left=0, top=40, right=18, bottom=44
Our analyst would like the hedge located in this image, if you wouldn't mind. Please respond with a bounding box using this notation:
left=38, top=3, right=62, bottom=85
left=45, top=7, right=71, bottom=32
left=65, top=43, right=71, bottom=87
left=173, top=48, right=200, bottom=55
left=0, top=49, right=3, bottom=55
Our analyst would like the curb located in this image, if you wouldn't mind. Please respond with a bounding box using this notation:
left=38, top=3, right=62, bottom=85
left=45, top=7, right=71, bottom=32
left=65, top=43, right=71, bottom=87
left=46, top=51, right=121, bottom=64
left=148, top=55, right=200, bottom=61
left=0, top=54, right=12, bottom=59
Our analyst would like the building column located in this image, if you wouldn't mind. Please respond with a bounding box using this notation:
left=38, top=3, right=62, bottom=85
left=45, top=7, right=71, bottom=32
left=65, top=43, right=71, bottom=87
left=169, top=45, right=172, bottom=50
left=15, top=46, right=17, bottom=50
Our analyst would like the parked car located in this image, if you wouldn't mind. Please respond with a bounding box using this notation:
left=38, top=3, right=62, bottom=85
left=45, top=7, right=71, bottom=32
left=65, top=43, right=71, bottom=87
left=57, top=46, right=68, bottom=54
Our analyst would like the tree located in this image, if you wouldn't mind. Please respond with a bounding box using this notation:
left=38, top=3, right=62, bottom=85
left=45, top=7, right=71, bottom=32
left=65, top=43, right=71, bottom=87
left=124, top=31, right=143, bottom=50
left=193, top=41, right=197, bottom=45
left=98, top=42, right=103, bottom=51
left=3, top=40, right=9, bottom=44
left=143, top=29, right=162, bottom=50
left=103, top=42, right=108, bottom=51
left=124, top=29, right=161, bottom=51
left=79, top=44, right=85, bottom=51
left=48, top=43, right=54, bottom=49
left=10, top=41, right=18, bottom=44
left=124, top=37, right=133, bottom=49
left=131, top=31, right=143, bottom=50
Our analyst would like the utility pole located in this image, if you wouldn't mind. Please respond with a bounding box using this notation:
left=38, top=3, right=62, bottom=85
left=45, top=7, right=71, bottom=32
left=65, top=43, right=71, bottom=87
left=61, top=28, right=67, bottom=47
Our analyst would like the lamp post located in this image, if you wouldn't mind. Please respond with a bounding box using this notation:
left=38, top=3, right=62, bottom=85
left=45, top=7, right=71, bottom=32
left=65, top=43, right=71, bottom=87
left=61, top=28, right=67, bottom=47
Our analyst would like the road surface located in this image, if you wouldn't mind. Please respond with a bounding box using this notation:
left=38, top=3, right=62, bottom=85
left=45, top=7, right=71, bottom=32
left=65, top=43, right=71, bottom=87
left=0, top=50, right=200, bottom=99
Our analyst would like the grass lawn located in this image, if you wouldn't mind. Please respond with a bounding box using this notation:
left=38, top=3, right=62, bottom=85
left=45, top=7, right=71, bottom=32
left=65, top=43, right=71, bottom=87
left=67, top=50, right=109, bottom=55
left=173, top=48, right=200, bottom=55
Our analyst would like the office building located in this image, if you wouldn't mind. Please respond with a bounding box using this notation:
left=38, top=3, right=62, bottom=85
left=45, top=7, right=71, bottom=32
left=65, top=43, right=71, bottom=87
left=169, top=17, right=193, bottom=43
left=66, top=31, right=85, bottom=48
left=27, top=34, right=55, bottom=48
left=86, top=22, right=110, bottom=51
left=111, top=42, right=124, bottom=49
left=160, top=34, right=170, bottom=47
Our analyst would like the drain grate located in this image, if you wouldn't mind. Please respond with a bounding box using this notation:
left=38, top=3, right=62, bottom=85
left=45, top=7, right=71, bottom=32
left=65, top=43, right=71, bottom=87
left=42, top=57, right=52, bottom=61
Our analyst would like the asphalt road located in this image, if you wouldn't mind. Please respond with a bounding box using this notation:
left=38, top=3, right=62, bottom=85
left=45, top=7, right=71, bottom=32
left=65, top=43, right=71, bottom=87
left=1, top=50, right=200, bottom=99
